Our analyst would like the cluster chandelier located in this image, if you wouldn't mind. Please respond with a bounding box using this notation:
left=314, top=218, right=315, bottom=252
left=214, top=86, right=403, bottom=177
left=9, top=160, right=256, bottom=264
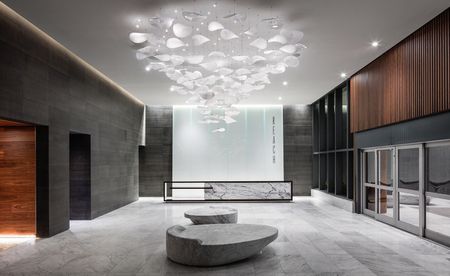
left=129, top=2, right=305, bottom=127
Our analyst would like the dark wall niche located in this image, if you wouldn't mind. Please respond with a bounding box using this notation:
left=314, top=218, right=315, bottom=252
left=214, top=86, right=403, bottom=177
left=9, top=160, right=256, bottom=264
left=69, top=133, right=91, bottom=220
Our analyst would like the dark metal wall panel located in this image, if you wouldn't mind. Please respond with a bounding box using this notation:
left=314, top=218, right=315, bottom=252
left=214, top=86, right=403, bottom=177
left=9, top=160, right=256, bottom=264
left=139, top=106, right=172, bottom=197
left=350, top=8, right=450, bottom=133
left=283, top=105, right=313, bottom=196
left=0, top=3, right=144, bottom=236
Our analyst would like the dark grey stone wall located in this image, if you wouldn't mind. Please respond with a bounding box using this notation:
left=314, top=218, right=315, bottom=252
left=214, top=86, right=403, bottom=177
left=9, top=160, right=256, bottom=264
left=138, top=105, right=313, bottom=197
left=283, top=105, right=313, bottom=196
left=139, top=106, right=172, bottom=196
left=0, top=4, right=144, bottom=236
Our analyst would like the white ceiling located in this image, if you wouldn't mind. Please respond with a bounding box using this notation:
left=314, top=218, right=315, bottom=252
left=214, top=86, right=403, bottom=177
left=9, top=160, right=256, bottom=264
left=3, top=0, right=449, bottom=105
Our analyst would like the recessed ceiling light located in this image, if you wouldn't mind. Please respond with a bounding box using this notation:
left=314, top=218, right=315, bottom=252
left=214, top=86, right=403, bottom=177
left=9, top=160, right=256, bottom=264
left=282, top=81, right=288, bottom=86
left=174, top=9, right=178, bottom=13
left=371, top=41, right=380, bottom=47
left=213, top=3, right=217, bottom=8
left=278, top=96, right=283, bottom=101
left=145, top=66, right=150, bottom=71
left=340, top=72, right=347, bottom=78
left=135, top=24, right=140, bottom=28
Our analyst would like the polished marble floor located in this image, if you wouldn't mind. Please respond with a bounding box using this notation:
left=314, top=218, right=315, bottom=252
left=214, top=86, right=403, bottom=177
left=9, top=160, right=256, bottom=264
left=1, top=197, right=450, bottom=276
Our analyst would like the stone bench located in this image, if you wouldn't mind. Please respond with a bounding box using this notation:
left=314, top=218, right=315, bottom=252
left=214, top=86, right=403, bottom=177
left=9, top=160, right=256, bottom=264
left=184, top=206, right=238, bottom=224
left=166, top=224, right=278, bottom=266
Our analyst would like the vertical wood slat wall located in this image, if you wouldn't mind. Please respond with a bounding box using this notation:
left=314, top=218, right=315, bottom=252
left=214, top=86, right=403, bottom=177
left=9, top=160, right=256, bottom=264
left=350, top=8, right=450, bottom=133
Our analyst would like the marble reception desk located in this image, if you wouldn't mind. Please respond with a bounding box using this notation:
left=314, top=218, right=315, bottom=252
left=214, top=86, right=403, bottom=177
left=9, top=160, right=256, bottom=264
left=164, top=181, right=292, bottom=201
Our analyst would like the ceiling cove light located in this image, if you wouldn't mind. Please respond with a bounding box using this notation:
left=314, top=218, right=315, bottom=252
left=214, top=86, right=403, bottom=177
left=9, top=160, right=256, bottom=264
left=128, top=4, right=306, bottom=130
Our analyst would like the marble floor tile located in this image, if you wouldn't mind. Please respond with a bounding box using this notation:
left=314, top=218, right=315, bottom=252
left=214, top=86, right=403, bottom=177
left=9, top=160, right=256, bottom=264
left=0, top=197, right=449, bottom=276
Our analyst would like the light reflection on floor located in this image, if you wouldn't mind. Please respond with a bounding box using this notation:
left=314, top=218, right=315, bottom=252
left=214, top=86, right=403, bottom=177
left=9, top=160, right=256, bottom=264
left=0, top=236, right=35, bottom=251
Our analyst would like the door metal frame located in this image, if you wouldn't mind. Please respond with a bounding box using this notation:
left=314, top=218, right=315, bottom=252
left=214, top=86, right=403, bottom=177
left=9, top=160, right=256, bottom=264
left=394, top=144, right=423, bottom=236
left=361, top=140, right=450, bottom=246
left=375, top=148, right=395, bottom=225
left=362, top=149, right=377, bottom=217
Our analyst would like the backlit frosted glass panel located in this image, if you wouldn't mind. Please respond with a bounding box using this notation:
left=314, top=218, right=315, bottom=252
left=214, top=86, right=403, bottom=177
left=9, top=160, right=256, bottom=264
left=172, top=105, right=284, bottom=181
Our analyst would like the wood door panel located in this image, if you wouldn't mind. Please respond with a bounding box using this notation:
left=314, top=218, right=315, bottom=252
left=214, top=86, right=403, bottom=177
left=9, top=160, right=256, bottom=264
left=0, top=126, right=36, bottom=235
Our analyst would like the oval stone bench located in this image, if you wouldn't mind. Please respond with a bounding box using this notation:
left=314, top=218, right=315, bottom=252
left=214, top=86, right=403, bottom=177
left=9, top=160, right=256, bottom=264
left=184, top=206, right=238, bottom=224
left=166, top=224, right=278, bottom=266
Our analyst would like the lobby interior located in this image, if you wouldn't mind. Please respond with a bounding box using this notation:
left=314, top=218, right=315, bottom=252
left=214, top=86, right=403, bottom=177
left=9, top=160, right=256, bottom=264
left=1, top=0, right=450, bottom=275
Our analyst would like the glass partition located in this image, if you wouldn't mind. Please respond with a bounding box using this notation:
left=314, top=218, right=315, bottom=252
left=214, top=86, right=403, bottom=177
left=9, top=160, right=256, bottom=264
left=426, top=144, right=450, bottom=243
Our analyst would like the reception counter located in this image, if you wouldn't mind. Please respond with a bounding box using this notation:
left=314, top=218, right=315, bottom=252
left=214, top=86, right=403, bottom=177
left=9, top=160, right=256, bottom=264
left=164, top=181, right=292, bottom=202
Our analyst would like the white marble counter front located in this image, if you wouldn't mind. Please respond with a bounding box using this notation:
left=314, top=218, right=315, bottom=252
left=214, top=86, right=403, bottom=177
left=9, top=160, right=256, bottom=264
left=165, top=181, right=292, bottom=201
left=205, top=182, right=292, bottom=200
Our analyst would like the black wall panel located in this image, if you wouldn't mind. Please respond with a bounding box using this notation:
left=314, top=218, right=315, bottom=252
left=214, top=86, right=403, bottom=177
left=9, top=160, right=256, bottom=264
left=283, top=105, right=313, bottom=196
left=139, top=106, right=172, bottom=197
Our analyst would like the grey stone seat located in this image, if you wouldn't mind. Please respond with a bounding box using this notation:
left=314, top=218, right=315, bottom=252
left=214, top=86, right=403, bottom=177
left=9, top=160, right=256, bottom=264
left=184, top=206, right=238, bottom=224
left=166, top=224, right=278, bottom=266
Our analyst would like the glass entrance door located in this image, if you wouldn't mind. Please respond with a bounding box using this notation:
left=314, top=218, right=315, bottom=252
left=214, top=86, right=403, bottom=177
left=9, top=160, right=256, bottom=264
left=362, top=142, right=450, bottom=246
left=395, top=146, right=422, bottom=235
left=362, top=146, right=422, bottom=235
left=425, top=142, right=450, bottom=246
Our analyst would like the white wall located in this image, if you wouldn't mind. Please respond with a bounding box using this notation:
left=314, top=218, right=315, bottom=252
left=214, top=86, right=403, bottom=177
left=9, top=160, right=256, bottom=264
left=172, top=105, right=284, bottom=181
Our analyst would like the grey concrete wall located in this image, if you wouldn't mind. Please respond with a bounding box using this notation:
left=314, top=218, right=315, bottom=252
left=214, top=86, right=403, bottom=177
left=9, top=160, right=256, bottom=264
left=0, top=4, right=144, bottom=236
left=139, top=106, right=172, bottom=196
left=283, top=105, right=313, bottom=196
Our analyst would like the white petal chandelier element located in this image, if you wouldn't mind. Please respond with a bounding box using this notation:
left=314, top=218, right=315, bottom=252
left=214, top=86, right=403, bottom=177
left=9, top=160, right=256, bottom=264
left=166, top=37, right=185, bottom=48
left=192, top=34, right=210, bottom=46
left=250, top=38, right=268, bottom=50
left=268, top=34, right=287, bottom=44
left=128, top=8, right=306, bottom=130
left=220, top=29, right=239, bottom=40
left=173, top=23, right=192, bottom=38
left=182, top=11, right=207, bottom=22
left=129, top=32, right=148, bottom=44
left=208, top=21, right=224, bottom=32
left=280, top=44, right=296, bottom=54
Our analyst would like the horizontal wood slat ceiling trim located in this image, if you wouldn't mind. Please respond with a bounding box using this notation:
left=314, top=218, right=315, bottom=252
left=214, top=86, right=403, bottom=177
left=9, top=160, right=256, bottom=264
left=350, top=8, right=450, bottom=133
